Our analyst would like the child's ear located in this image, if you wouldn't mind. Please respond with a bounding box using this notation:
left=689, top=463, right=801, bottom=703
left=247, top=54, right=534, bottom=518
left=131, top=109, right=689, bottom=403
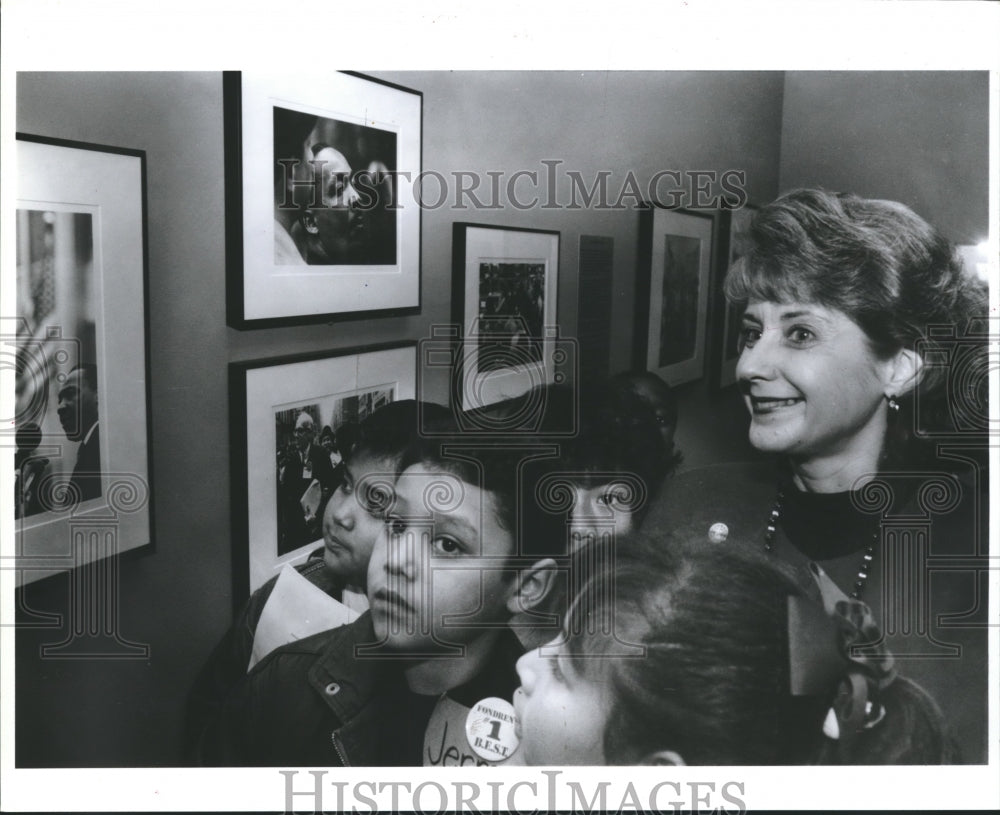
left=640, top=749, right=686, bottom=766
left=506, top=558, right=558, bottom=614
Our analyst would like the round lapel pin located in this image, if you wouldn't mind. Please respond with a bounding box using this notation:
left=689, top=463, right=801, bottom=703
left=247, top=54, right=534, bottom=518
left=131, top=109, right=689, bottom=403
left=465, top=696, right=520, bottom=762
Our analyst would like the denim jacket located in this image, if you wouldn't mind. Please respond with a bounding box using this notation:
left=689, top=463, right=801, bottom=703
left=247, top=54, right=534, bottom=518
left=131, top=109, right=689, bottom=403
left=194, top=611, right=396, bottom=766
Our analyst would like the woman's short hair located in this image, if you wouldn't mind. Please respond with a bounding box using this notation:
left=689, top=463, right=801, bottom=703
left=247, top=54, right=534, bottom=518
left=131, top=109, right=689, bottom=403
left=724, top=188, right=987, bottom=395
left=724, top=189, right=988, bottom=453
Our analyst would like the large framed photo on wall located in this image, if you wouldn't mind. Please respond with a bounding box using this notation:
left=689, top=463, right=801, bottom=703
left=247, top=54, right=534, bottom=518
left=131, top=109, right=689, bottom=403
left=229, top=342, right=416, bottom=608
left=451, top=224, right=563, bottom=413
left=10, top=134, right=153, bottom=586
left=633, top=205, right=714, bottom=386
left=224, top=71, right=422, bottom=328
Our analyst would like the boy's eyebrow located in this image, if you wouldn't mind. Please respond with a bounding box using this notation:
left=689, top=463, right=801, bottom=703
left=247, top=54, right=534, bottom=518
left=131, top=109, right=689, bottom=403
left=433, top=513, right=478, bottom=543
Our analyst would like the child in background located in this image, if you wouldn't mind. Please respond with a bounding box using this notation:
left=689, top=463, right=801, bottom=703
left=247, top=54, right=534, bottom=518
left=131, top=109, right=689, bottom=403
left=611, top=369, right=683, bottom=471
left=473, top=381, right=676, bottom=551
left=513, top=534, right=954, bottom=765
left=560, top=380, right=677, bottom=549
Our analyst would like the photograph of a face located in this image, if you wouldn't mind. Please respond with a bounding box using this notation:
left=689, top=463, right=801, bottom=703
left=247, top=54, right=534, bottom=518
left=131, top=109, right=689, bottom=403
left=15, top=208, right=101, bottom=517
left=273, top=386, right=394, bottom=555
left=273, top=105, right=397, bottom=267
left=476, top=261, right=546, bottom=372
left=657, top=233, right=702, bottom=368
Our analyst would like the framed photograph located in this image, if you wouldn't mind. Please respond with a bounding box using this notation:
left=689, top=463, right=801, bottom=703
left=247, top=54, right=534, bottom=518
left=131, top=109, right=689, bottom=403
left=224, top=71, right=422, bottom=328
left=451, top=224, right=561, bottom=412
left=229, top=341, right=416, bottom=606
left=714, top=204, right=758, bottom=388
left=10, top=134, right=153, bottom=586
left=633, top=205, right=715, bottom=386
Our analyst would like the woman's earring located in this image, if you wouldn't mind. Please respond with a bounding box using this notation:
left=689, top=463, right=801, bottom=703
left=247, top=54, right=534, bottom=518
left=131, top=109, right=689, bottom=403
left=886, top=394, right=900, bottom=412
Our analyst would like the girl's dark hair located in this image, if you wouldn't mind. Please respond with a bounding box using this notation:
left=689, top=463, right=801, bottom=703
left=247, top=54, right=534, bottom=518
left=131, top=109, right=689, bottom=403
left=565, top=534, right=956, bottom=765
left=566, top=536, right=826, bottom=765
left=724, top=189, right=988, bottom=461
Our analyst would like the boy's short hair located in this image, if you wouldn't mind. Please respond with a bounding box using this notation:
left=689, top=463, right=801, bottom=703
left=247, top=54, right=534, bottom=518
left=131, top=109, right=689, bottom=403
left=346, top=400, right=451, bottom=471
left=399, top=431, right=569, bottom=561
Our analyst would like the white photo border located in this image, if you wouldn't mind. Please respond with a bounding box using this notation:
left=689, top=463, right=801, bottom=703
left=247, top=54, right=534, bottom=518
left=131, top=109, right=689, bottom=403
left=225, top=70, right=422, bottom=327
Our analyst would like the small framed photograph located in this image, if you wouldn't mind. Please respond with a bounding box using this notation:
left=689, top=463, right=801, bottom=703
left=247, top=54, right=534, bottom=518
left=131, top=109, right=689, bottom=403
left=451, top=223, right=561, bottom=412
left=224, top=71, right=422, bottom=328
left=714, top=204, right=757, bottom=389
left=11, top=134, right=153, bottom=586
left=229, top=342, right=416, bottom=605
left=633, top=205, right=715, bottom=386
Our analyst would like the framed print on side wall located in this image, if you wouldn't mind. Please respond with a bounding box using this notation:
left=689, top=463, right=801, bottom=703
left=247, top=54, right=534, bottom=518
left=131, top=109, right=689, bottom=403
left=451, top=223, right=562, bottom=413
left=229, top=342, right=416, bottom=609
left=10, top=134, right=153, bottom=586
left=714, top=204, right=757, bottom=389
left=633, top=205, right=714, bottom=386
left=224, top=71, right=422, bottom=328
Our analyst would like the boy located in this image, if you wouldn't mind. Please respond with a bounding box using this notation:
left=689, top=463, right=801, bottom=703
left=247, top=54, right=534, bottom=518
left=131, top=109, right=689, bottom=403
left=184, top=400, right=447, bottom=761
left=193, top=435, right=564, bottom=766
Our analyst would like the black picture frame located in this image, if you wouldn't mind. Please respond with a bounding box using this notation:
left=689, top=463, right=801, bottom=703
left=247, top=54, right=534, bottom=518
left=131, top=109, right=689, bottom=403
left=633, top=204, right=715, bottom=386
left=224, top=71, right=423, bottom=329
left=228, top=341, right=416, bottom=611
left=12, top=133, right=155, bottom=586
left=451, top=223, right=562, bottom=413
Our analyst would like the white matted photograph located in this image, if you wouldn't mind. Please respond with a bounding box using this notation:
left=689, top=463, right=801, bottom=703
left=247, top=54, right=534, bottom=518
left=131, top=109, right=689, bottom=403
left=230, top=342, right=414, bottom=600
left=11, top=135, right=153, bottom=586
left=225, top=70, right=422, bottom=327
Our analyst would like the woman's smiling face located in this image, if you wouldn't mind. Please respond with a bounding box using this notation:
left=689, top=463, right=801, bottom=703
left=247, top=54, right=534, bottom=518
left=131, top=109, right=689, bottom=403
left=736, top=300, right=896, bottom=468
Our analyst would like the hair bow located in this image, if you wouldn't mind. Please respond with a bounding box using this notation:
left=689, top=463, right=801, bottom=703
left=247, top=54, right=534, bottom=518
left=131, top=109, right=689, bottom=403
left=787, top=564, right=896, bottom=754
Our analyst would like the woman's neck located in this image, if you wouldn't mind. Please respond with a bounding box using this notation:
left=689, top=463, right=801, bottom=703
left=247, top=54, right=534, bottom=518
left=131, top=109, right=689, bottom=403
left=789, top=428, right=886, bottom=494
left=790, top=461, right=876, bottom=494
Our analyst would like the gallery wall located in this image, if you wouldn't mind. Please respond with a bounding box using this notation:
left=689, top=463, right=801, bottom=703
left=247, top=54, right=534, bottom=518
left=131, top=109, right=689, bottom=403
left=14, top=70, right=784, bottom=766
left=779, top=71, right=990, bottom=244
left=14, top=69, right=989, bottom=767
left=372, top=70, right=784, bottom=468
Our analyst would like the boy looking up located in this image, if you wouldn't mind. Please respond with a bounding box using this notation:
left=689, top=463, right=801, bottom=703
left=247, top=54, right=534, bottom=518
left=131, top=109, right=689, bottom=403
left=184, top=400, right=448, bottom=762
left=193, top=435, right=564, bottom=766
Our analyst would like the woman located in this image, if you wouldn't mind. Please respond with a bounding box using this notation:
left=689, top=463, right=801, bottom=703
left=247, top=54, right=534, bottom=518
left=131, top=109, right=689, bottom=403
left=648, top=189, right=989, bottom=762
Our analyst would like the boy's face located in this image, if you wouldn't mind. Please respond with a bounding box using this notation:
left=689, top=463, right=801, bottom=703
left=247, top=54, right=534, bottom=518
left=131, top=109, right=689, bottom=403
left=321, top=453, right=393, bottom=585
left=367, top=463, right=516, bottom=653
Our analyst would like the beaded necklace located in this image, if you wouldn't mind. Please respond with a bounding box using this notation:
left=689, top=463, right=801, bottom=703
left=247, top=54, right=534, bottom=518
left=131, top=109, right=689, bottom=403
left=763, top=490, right=878, bottom=600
